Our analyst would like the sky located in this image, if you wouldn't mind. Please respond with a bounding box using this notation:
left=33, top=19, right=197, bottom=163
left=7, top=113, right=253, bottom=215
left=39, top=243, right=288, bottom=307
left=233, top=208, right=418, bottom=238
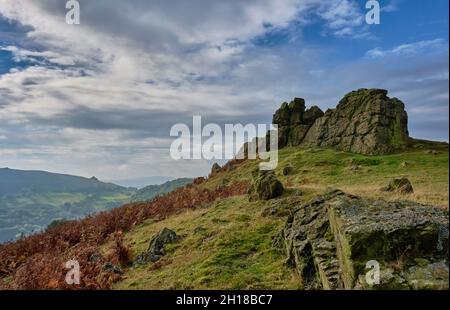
left=0, top=0, right=448, bottom=180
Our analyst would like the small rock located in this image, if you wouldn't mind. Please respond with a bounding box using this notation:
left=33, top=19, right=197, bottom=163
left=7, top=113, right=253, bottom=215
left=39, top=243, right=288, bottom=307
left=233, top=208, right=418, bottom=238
left=381, top=177, right=414, bottom=194
left=399, top=161, right=410, bottom=168
left=282, top=165, right=295, bottom=176
left=135, top=228, right=181, bottom=265
left=102, top=262, right=124, bottom=274
left=347, top=164, right=362, bottom=172
left=194, top=226, right=207, bottom=235
left=88, top=253, right=101, bottom=263
left=425, top=150, right=440, bottom=155
left=210, top=163, right=222, bottom=177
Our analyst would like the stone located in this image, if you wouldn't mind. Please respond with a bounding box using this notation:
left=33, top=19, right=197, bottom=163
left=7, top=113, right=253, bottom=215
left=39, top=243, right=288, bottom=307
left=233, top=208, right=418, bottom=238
left=282, top=165, right=295, bottom=176
left=302, top=89, right=410, bottom=155
left=381, top=177, right=414, bottom=194
left=210, top=163, right=222, bottom=177
left=248, top=169, right=284, bottom=201
left=425, top=150, right=440, bottom=155
left=88, top=253, right=101, bottom=263
left=303, top=106, right=325, bottom=126
left=404, top=262, right=449, bottom=290
left=277, top=190, right=449, bottom=290
left=102, top=262, right=124, bottom=274
left=194, top=226, right=207, bottom=235
left=272, top=98, right=323, bottom=148
left=399, top=161, right=410, bottom=168
left=135, top=228, right=181, bottom=265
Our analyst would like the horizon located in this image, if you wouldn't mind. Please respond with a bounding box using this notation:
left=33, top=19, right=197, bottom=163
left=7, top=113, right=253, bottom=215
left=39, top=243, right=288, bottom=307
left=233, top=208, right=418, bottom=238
left=0, top=0, right=449, bottom=180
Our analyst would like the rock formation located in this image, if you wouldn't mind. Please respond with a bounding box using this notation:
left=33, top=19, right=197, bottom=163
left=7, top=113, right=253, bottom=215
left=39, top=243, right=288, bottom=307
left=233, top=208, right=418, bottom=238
left=272, top=89, right=410, bottom=155
left=302, top=89, right=410, bottom=154
left=248, top=169, right=284, bottom=201
left=277, top=190, right=449, bottom=290
left=272, top=98, right=324, bottom=148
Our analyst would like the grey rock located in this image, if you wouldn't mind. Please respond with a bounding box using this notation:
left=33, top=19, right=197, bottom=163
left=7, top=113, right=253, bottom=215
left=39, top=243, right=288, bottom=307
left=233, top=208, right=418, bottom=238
left=272, top=98, right=323, bottom=148
left=277, top=190, right=449, bottom=289
left=102, top=262, right=124, bottom=274
left=302, top=89, right=410, bottom=155
left=248, top=169, right=284, bottom=201
left=381, top=177, right=414, bottom=194
left=135, top=228, right=181, bottom=265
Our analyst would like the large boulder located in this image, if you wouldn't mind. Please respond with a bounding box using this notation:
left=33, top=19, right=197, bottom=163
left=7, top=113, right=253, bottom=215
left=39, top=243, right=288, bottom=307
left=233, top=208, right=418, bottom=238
left=135, top=228, right=181, bottom=265
left=248, top=169, right=284, bottom=201
left=302, top=89, right=410, bottom=155
left=277, top=190, right=449, bottom=290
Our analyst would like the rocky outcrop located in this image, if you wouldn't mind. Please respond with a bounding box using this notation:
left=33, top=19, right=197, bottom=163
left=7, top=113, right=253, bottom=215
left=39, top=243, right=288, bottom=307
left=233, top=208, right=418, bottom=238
left=301, top=89, right=410, bottom=155
left=248, top=169, right=284, bottom=201
left=135, top=228, right=181, bottom=265
left=273, top=98, right=324, bottom=148
left=277, top=190, right=449, bottom=290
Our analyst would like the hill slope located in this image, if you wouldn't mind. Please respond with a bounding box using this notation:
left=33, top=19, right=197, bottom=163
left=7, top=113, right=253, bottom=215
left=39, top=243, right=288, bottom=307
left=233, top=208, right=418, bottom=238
left=131, top=178, right=193, bottom=202
left=109, top=141, right=448, bottom=289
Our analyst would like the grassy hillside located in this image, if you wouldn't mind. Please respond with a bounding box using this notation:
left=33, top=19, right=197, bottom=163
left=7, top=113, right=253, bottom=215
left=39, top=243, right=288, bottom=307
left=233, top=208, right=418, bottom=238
left=109, top=141, right=448, bottom=289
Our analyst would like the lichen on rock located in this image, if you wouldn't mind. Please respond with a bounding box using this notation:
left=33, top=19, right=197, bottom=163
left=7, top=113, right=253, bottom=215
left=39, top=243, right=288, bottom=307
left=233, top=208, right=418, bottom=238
left=135, top=228, right=181, bottom=265
left=301, top=89, right=410, bottom=155
left=272, top=98, right=324, bottom=148
left=381, top=177, right=414, bottom=194
left=248, top=169, right=284, bottom=201
left=277, top=190, right=449, bottom=290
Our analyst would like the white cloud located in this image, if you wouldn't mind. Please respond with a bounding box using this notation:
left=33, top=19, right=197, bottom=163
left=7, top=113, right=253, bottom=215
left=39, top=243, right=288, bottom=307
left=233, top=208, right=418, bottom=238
left=365, top=39, right=448, bottom=59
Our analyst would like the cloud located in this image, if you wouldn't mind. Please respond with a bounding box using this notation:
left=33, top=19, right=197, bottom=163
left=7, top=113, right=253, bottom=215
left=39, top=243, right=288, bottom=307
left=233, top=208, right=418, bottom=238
left=365, top=39, right=448, bottom=59
left=316, top=0, right=369, bottom=38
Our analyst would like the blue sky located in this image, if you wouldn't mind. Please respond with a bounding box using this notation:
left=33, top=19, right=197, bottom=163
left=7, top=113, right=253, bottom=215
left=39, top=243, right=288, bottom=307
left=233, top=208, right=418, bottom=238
left=0, top=0, right=448, bottom=179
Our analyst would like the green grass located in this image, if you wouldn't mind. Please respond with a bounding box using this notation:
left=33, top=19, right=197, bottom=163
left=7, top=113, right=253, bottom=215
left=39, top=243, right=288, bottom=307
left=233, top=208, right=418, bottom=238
left=113, top=196, right=300, bottom=290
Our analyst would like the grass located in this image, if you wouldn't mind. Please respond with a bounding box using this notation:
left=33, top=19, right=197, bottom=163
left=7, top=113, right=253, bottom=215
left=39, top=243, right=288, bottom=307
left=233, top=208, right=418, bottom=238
left=111, top=142, right=448, bottom=289
left=112, top=196, right=300, bottom=290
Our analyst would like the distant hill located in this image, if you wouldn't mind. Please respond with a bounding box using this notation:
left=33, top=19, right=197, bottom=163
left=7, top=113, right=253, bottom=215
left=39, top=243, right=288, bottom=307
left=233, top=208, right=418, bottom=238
left=108, top=176, right=174, bottom=188
left=0, top=168, right=129, bottom=196
left=131, top=178, right=193, bottom=202
left=0, top=168, right=135, bottom=243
